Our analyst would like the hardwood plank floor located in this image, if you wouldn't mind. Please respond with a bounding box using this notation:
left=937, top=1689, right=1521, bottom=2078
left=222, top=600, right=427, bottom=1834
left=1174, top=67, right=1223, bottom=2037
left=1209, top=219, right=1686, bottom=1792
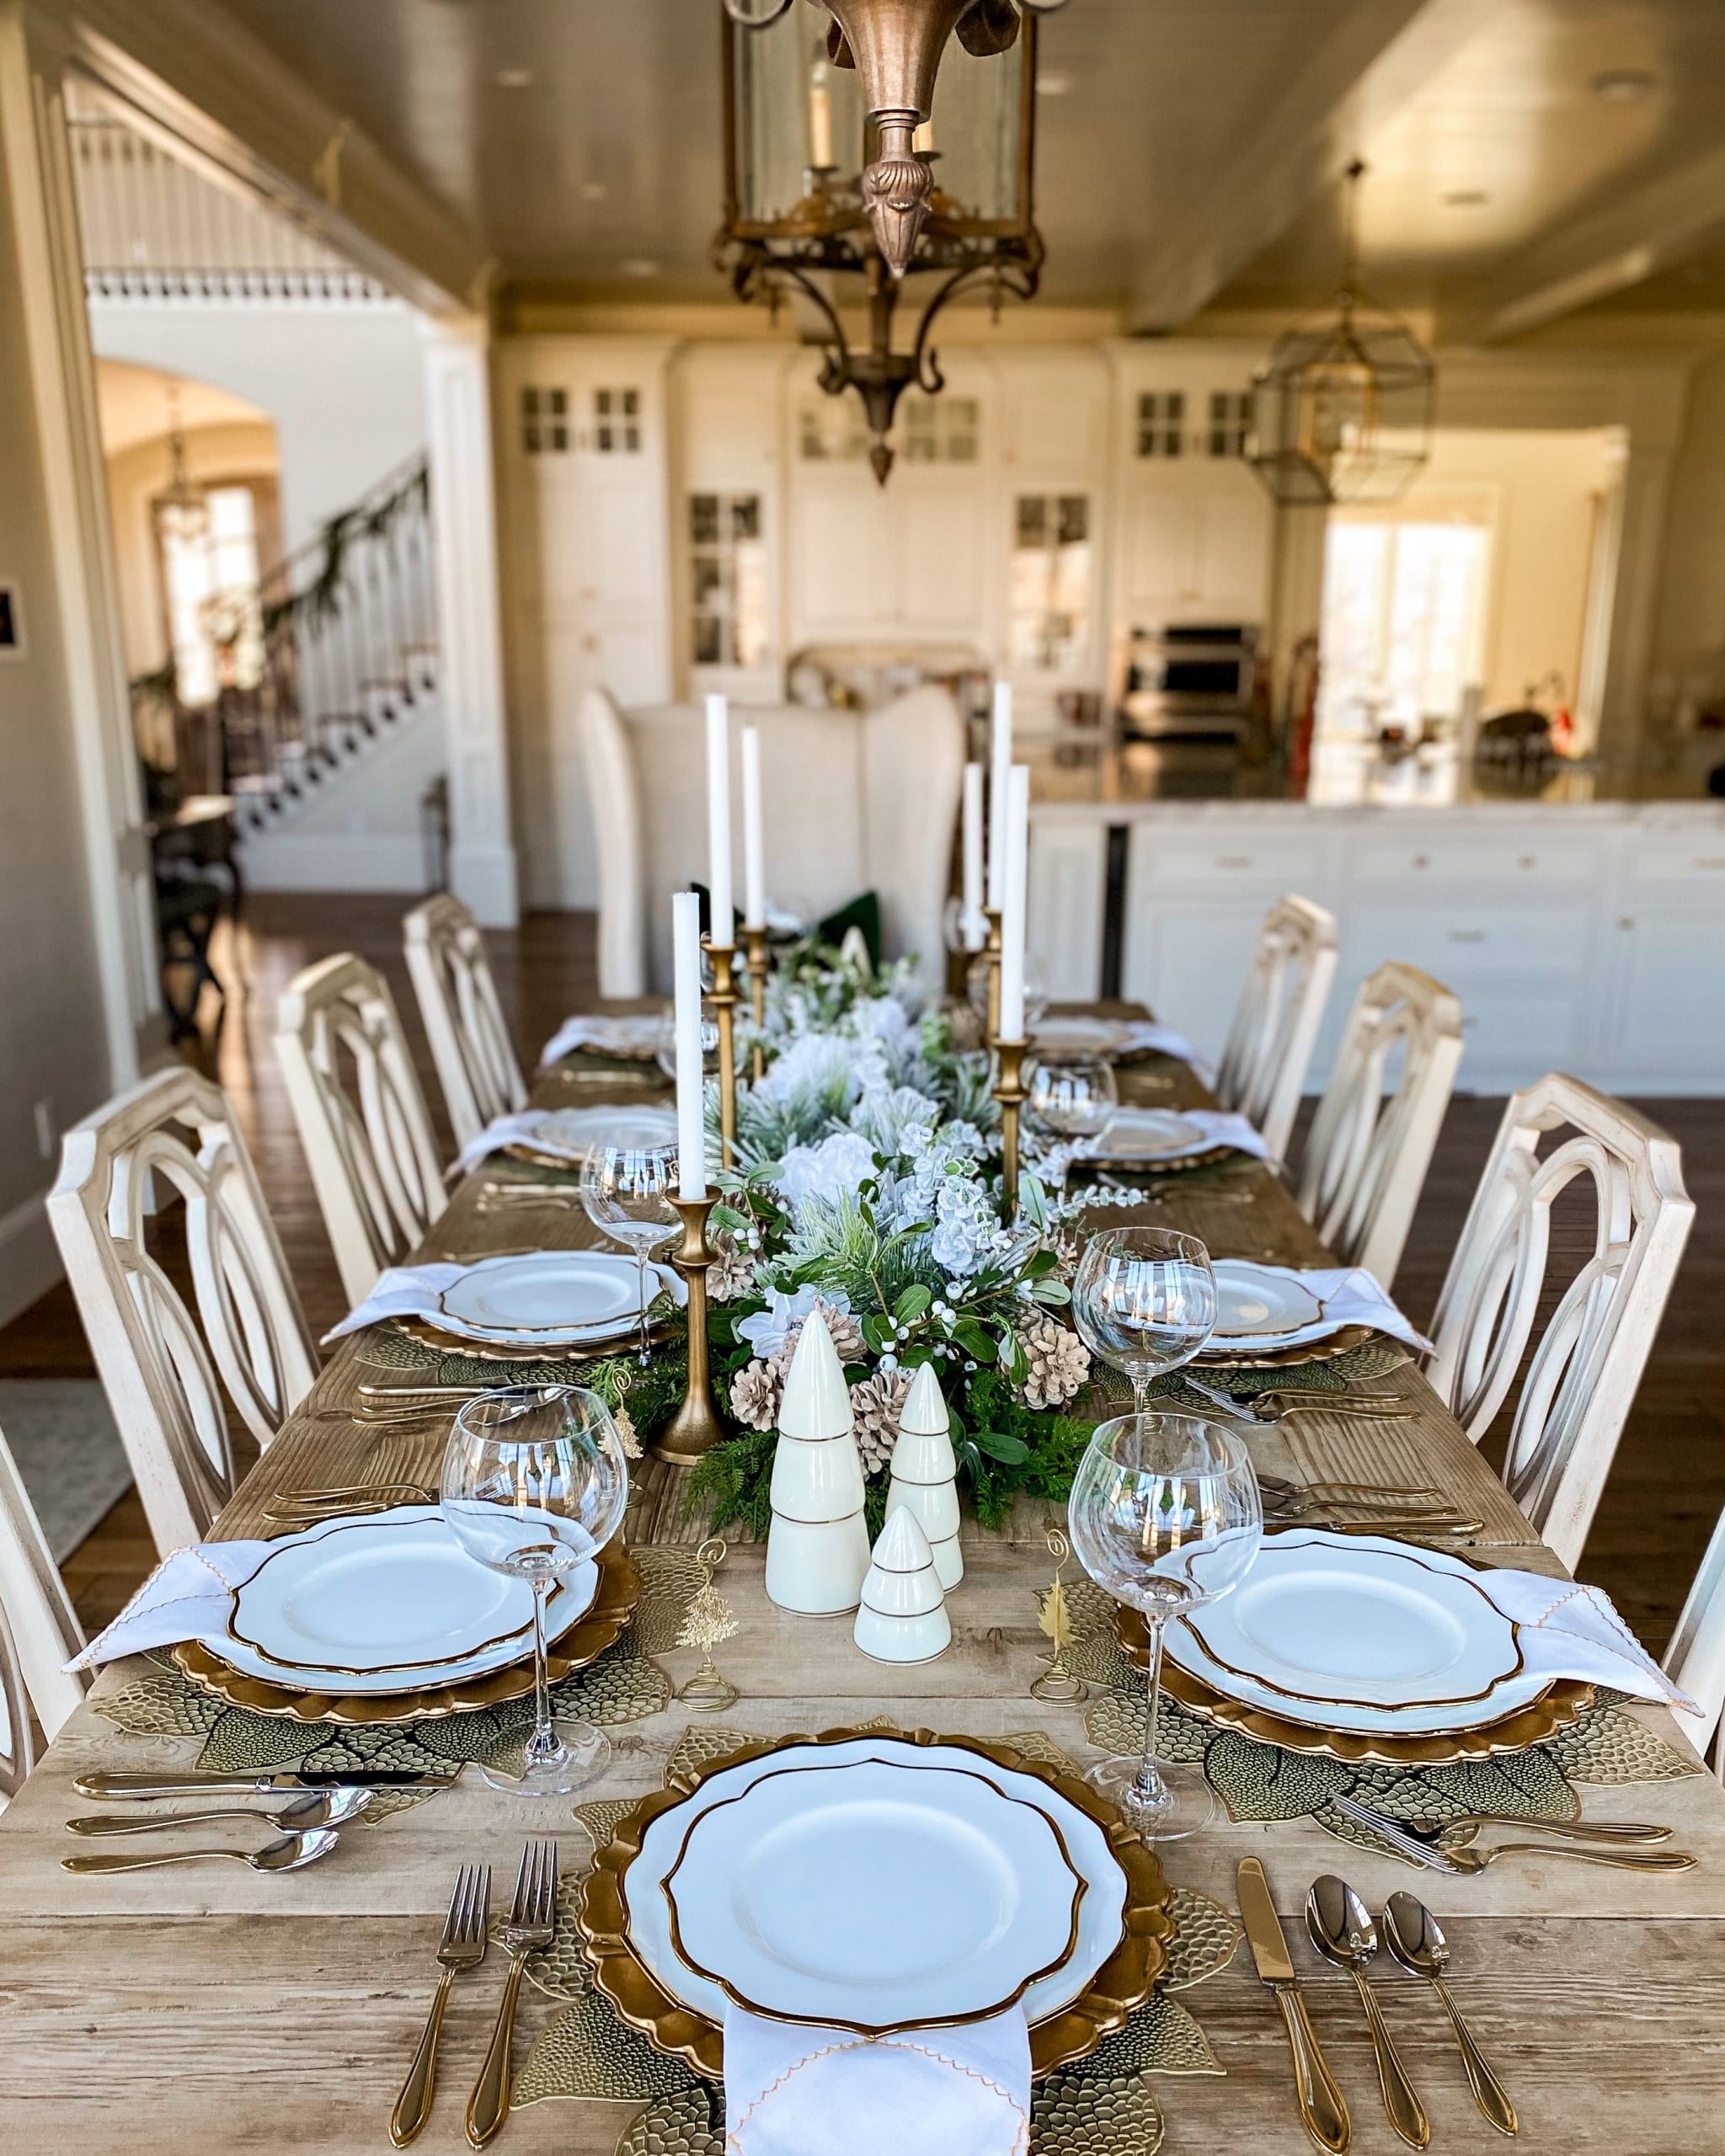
left=7, top=894, right=1719, bottom=1653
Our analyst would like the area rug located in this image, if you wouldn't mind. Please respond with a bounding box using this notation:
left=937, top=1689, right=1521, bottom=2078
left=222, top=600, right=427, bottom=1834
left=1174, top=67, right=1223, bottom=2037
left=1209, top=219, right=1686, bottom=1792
left=0, top=1379, right=133, bottom=1560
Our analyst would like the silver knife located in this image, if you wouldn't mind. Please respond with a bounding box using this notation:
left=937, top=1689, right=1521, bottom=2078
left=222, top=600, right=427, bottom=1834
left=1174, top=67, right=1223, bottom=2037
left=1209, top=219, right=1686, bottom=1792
left=1238, top=1856, right=1352, bottom=2153
left=73, top=1769, right=458, bottom=1800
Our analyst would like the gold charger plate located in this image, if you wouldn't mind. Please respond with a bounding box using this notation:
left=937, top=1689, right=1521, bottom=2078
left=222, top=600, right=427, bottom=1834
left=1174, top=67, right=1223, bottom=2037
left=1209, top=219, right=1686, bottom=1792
left=1084, top=1143, right=1236, bottom=1176
left=1195, top=1321, right=1375, bottom=1369
left=392, top=1313, right=671, bottom=1364
left=578, top=1726, right=1175, bottom=2082
left=173, top=1541, right=641, bottom=1725
left=1114, top=1606, right=1594, bottom=1764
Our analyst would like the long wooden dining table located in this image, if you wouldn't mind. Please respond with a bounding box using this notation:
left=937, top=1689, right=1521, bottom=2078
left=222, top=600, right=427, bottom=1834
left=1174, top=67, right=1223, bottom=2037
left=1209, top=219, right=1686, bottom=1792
left=3, top=1031, right=1723, bottom=2153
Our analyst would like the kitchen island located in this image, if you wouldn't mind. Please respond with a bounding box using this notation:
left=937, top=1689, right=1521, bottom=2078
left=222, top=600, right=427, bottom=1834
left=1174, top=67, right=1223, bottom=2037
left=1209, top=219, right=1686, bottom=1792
left=1026, top=738, right=1725, bottom=1095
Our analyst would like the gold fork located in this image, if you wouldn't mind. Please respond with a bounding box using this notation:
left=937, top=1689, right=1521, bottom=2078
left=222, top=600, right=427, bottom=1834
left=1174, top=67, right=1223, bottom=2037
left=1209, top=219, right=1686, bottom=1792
left=467, top=1839, right=558, bottom=2148
left=391, top=1862, right=491, bottom=2148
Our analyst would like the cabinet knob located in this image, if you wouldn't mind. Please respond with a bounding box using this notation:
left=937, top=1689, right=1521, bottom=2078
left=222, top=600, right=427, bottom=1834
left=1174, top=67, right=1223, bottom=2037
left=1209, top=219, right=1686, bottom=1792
left=1413, top=853, right=1429, bottom=869
left=1448, top=929, right=1486, bottom=943
left=1518, top=854, right=1535, bottom=870
left=1618, top=916, right=1636, bottom=931
left=1215, top=855, right=1252, bottom=869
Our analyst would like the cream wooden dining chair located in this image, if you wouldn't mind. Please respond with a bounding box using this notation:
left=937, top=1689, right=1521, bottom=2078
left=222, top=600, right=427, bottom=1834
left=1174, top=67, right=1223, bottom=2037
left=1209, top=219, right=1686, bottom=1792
left=1667, top=1506, right=1725, bottom=1778
left=0, top=1419, right=86, bottom=1808
left=1427, top=1074, right=1694, bottom=1574
left=48, top=1069, right=318, bottom=1556
left=403, top=894, right=526, bottom=1150
left=1213, top=894, right=1338, bottom=1162
left=1295, top=960, right=1465, bottom=1290
left=276, top=953, right=448, bottom=1308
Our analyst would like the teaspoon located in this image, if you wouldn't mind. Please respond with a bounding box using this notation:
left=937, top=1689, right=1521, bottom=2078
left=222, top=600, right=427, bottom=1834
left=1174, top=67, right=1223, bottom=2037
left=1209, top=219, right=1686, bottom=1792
left=1306, top=1875, right=1430, bottom=2148
left=62, top=1828, right=341, bottom=1875
left=1383, top=1892, right=1517, bottom=2135
left=65, top=1788, right=371, bottom=1838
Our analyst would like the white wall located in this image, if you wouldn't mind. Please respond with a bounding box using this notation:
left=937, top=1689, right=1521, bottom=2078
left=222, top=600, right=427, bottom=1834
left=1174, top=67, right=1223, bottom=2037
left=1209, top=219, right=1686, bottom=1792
left=86, top=301, right=427, bottom=556
left=1651, top=351, right=1725, bottom=680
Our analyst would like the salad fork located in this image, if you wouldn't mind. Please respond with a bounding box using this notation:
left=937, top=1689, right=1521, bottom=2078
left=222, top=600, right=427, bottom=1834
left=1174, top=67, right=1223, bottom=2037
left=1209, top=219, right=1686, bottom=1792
left=391, top=1862, right=491, bottom=2148
left=467, top=1839, right=558, bottom=2148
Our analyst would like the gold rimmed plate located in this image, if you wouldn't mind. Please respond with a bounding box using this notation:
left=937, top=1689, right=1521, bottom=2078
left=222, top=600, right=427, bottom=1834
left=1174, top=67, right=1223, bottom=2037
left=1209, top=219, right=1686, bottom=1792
left=392, top=1313, right=675, bottom=1364
left=1194, top=1322, right=1375, bottom=1369
left=578, top=1726, right=1173, bottom=2082
left=173, top=1541, right=640, bottom=1724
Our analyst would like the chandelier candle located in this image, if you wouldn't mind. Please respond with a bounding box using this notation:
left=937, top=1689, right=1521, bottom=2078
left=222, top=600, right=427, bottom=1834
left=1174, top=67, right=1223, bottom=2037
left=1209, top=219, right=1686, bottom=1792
left=960, top=761, right=985, bottom=951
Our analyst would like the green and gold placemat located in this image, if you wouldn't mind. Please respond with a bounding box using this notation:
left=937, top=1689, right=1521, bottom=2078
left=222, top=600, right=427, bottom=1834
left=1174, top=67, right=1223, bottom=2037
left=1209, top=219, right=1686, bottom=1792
left=90, top=1547, right=705, bottom=1815
left=512, top=1723, right=1240, bottom=2156
left=1057, top=1577, right=1700, bottom=1860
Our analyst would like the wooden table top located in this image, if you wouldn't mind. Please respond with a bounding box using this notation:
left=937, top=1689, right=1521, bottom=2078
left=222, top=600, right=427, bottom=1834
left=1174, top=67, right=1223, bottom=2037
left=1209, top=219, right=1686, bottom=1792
left=4, top=1042, right=1722, bottom=2153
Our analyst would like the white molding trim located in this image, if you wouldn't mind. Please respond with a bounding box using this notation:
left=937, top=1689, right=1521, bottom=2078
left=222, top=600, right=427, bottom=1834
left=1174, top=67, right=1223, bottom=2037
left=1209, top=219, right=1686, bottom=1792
left=0, top=1188, right=61, bottom=1333
left=235, top=832, right=429, bottom=894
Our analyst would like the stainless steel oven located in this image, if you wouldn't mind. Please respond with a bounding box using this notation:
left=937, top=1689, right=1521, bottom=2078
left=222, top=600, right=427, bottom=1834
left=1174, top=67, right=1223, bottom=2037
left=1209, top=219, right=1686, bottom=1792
left=1115, top=624, right=1259, bottom=740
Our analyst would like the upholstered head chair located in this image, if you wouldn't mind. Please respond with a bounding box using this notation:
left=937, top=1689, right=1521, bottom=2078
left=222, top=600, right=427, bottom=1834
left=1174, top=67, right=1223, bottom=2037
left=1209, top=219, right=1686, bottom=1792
left=579, top=686, right=966, bottom=995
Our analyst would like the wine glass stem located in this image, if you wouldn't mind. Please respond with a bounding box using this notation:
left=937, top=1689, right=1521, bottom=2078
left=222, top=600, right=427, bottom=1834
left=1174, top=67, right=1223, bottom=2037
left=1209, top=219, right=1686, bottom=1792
left=1130, top=1374, right=1150, bottom=1433
left=526, top=1579, right=558, bottom=1766
left=634, top=1246, right=649, bottom=1366
left=1135, top=1614, right=1171, bottom=1812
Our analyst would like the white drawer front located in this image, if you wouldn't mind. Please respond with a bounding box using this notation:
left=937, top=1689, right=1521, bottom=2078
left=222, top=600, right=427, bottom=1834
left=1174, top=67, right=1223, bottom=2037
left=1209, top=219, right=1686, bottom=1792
left=1343, top=902, right=1590, bottom=984
left=1349, top=839, right=1599, bottom=888
left=1621, top=840, right=1725, bottom=896
left=1130, top=829, right=1326, bottom=892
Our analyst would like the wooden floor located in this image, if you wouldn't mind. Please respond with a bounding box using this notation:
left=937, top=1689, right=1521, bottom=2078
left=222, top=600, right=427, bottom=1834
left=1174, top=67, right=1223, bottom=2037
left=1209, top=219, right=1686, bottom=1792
left=5, top=892, right=1720, bottom=1652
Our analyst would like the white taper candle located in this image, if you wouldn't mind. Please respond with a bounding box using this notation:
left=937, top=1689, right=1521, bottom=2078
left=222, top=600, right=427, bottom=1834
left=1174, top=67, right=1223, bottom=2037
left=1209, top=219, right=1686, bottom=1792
left=740, top=724, right=766, bottom=931
left=998, top=764, right=1030, bottom=1043
left=986, top=679, right=1012, bottom=911
left=704, top=693, right=734, bottom=947
left=960, top=762, right=985, bottom=950
left=672, top=891, right=708, bottom=1200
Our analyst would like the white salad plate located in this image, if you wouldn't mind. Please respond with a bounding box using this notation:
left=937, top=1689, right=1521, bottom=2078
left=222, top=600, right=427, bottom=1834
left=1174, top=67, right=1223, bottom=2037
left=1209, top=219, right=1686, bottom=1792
left=216, top=1505, right=596, bottom=1691
left=1085, top=1108, right=1210, bottom=1164
left=432, top=1251, right=685, bottom=1345
left=524, top=1106, right=679, bottom=1163
left=625, top=1735, right=1127, bottom=2034
left=1168, top=1529, right=1547, bottom=1735
left=1210, top=1261, right=1327, bottom=1341
left=662, top=1756, right=1084, bottom=2031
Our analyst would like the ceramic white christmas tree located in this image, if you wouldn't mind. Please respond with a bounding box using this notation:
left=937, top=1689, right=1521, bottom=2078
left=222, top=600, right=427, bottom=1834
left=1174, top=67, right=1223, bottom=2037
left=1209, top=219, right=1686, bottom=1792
left=765, top=1308, right=871, bottom=1614
left=885, top=1361, right=963, bottom=1590
left=854, top=1504, right=951, bottom=1663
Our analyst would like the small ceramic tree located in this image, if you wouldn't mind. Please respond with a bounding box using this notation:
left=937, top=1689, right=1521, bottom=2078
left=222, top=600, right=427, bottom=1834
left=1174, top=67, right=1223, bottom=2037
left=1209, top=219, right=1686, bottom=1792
left=854, top=1504, right=951, bottom=1664
left=764, top=1308, right=871, bottom=1614
left=885, top=1361, right=962, bottom=1589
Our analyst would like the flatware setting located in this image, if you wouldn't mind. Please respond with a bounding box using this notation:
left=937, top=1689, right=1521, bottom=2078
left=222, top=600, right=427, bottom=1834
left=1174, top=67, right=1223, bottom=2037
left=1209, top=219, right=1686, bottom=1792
left=1306, top=1874, right=1430, bottom=2148
left=467, top=1838, right=558, bottom=2149
left=1333, top=1795, right=1697, bottom=1872
left=63, top=1828, right=342, bottom=1875
left=1238, top=1855, right=1352, bottom=2153
left=1383, top=1895, right=1519, bottom=2137
left=65, top=1787, right=373, bottom=1836
left=392, top=1861, right=492, bottom=2148
left=74, top=1769, right=459, bottom=1798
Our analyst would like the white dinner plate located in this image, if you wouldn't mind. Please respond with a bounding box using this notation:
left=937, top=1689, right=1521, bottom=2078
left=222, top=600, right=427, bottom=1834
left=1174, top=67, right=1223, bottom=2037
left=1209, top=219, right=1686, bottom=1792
left=663, top=1756, right=1084, bottom=2031
left=215, top=1505, right=596, bottom=1691
left=1168, top=1529, right=1548, bottom=1734
left=1033, top=1017, right=1124, bottom=1055
left=1084, top=1108, right=1210, bottom=1164
left=524, top=1106, right=678, bottom=1163
left=431, top=1251, right=685, bottom=1345
left=1210, top=1262, right=1327, bottom=1341
left=623, top=1735, right=1127, bottom=2034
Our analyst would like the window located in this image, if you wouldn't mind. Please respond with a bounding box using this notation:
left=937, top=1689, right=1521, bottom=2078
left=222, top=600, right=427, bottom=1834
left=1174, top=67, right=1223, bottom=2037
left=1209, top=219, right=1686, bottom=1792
left=1007, top=494, right=1092, bottom=672
left=1207, top=391, right=1253, bottom=458
left=1318, top=518, right=1489, bottom=737
left=153, top=482, right=268, bottom=709
left=521, top=386, right=569, bottom=455
left=798, top=400, right=871, bottom=462
left=592, top=386, right=641, bottom=454
left=689, top=494, right=768, bottom=669
left=1135, top=392, right=1184, bottom=458
left=900, top=394, right=980, bottom=464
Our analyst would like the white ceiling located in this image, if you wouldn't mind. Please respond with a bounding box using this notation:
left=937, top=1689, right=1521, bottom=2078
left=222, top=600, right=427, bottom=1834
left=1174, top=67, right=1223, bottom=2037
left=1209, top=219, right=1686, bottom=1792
left=197, top=0, right=1725, bottom=330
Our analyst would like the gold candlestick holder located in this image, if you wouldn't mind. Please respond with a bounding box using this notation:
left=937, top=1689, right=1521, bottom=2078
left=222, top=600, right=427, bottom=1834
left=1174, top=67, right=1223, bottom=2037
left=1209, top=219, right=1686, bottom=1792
left=742, top=922, right=770, bottom=1082
left=995, top=1036, right=1028, bottom=1217
left=982, top=906, right=1003, bottom=1045
left=705, top=940, right=740, bottom=1166
left=654, top=1194, right=724, bottom=1465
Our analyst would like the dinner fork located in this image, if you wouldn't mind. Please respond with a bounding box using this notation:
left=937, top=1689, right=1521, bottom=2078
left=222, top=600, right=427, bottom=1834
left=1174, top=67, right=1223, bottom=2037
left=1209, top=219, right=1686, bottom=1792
left=467, top=1839, right=558, bottom=2148
left=1334, top=1796, right=1697, bottom=1873
left=391, top=1862, right=491, bottom=2148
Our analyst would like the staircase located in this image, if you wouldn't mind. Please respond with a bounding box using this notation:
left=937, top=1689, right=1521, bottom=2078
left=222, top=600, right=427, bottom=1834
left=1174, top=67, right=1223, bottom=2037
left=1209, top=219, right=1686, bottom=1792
left=138, top=456, right=441, bottom=842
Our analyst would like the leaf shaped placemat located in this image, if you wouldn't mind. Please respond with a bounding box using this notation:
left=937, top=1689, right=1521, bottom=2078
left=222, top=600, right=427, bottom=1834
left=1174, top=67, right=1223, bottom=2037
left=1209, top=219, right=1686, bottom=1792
left=1063, top=1577, right=1700, bottom=1864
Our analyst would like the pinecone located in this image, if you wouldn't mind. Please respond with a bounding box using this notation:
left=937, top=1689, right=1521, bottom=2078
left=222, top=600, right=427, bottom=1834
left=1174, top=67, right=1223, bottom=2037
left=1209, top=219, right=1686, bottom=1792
left=848, top=1365, right=913, bottom=1476
left=781, top=1298, right=866, bottom=1367
left=729, top=1358, right=782, bottom=1431
left=1018, top=1311, right=1091, bottom=1410
left=709, top=1246, right=756, bottom=1305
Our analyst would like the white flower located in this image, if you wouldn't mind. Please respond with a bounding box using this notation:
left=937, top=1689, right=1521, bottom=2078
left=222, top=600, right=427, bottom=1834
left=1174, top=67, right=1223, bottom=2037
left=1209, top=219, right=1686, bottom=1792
left=755, top=1031, right=859, bottom=1112
left=774, top=1130, right=879, bottom=1219
left=737, top=1283, right=852, bottom=1358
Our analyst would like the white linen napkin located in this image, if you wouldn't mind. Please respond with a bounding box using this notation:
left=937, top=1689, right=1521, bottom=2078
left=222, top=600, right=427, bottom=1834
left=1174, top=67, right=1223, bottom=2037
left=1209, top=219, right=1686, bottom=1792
left=724, top=2004, right=1031, bottom=2156
left=1083, top=1106, right=1274, bottom=1165
left=451, top=1108, right=561, bottom=1176
left=323, top=1262, right=482, bottom=1345
left=1111, top=1020, right=1202, bottom=1064
left=537, top=1012, right=661, bottom=1071
left=1212, top=1264, right=1436, bottom=1358
left=1475, top=1567, right=1698, bottom=1712
left=67, top=1539, right=275, bottom=1672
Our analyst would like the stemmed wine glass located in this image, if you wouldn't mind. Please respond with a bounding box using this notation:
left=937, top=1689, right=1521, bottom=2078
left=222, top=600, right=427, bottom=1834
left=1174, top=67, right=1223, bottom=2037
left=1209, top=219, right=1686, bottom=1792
left=581, top=1139, right=681, bottom=1364
left=1068, top=1412, right=1262, bottom=1838
left=1028, top=1055, right=1119, bottom=1171
left=441, top=1385, right=629, bottom=1797
left=1071, top=1225, right=1217, bottom=1427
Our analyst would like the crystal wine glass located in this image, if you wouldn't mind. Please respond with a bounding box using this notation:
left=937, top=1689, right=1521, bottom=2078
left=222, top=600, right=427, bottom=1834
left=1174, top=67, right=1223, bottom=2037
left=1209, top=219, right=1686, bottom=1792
left=1071, top=1225, right=1216, bottom=1426
left=1028, top=1055, right=1119, bottom=1161
left=1068, top=1411, right=1262, bottom=1838
left=580, top=1139, right=680, bottom=1364
left=964, top=949, right=1050, bottom=1033
left=654, top=1009, right=719, bottom=1082
left=441, top=1385, right=629, bottom=1797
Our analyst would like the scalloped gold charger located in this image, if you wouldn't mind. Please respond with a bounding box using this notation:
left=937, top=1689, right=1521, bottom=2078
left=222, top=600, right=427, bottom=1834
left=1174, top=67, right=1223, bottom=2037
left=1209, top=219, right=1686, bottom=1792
left=577, top=1725, right=1175, bottom=2084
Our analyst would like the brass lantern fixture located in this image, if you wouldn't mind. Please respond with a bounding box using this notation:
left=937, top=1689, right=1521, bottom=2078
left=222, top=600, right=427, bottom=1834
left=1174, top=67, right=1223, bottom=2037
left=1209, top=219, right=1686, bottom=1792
left=1248, top=161, right=1435, bottom=507
left=718, top=0, right=1065, bottom=482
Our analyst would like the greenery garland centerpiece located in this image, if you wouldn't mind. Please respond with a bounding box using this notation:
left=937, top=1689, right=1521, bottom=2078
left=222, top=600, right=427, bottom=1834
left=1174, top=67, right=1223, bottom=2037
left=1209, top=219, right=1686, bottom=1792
left=675, top=937, right=1131, bottom=1535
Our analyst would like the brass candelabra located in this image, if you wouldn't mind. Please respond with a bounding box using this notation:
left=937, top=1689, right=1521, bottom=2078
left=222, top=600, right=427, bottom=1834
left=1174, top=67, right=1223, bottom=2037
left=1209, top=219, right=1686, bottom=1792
left=742, top=922, right=770, bottom=1081
left=705, top=940, right=740, bottom=1166
left=994, top=1036, right=1028, bottom=1218
left=654, top=1194, right=724, bottom=1466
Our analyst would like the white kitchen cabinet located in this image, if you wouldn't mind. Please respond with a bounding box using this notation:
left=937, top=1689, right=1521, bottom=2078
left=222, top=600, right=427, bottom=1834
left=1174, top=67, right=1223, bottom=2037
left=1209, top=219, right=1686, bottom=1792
left=1117, top=464, right=1271, bottom=627
left=1601, top=910, right=1725, bottom=1091
left=1028, top=819, right=1108, bottom=1001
